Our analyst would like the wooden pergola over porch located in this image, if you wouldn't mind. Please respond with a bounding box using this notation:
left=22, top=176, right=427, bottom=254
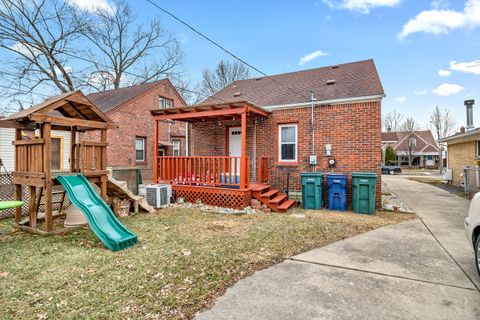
left=151, top=101, right=270, bottom=190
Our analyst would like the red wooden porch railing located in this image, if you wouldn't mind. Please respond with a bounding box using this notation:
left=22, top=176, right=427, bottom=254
left=257, top=157, right=269, bottom=184
left=158, top=156, right=250, bottom=188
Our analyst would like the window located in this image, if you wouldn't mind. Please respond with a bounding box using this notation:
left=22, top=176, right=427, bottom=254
left=173, top=140, right=180, bottom=156
left=477, top=141, right=480, bottom=158
left=135, top=137, right=146, bottom=162
left=159, top=96, right=173, bottom=109
left=278, top=124, right=297, bottom=162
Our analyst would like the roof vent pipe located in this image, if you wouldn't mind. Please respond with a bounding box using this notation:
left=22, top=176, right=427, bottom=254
left=465, top=99, right=475, bottom=131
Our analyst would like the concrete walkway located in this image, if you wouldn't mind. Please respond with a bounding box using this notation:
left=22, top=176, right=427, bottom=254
left=197, top=176, right=480, bottom=319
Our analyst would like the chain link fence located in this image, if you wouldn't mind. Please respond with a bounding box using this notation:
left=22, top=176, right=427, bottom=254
left=462, top=167, right=480, bottom=197
left=0, top=171, right=72, bottom=219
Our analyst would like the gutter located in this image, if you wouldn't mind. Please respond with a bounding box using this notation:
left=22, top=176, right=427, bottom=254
left=262, top=94, right=385, bottom=111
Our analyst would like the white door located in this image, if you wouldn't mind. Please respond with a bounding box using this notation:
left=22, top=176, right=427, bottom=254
left=228, top=127, right=242, bottom=180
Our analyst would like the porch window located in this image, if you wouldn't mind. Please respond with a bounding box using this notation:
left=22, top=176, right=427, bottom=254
left=278, top=124, right=297, bottom=162
left=173, top=140, right=180, bottom=156
left=135, top=137, right=146, bottom=162
left=159, top=96, right=173, bottom=109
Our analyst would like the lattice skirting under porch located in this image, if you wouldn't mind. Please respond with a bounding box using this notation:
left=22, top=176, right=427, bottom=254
left=173, top=185, right=252, bottom=209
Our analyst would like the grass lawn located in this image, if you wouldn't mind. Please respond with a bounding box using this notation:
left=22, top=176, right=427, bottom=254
left=0, top=207, right=415, bottom=319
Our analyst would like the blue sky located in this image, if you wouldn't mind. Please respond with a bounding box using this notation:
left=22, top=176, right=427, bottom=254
left=128, top=0, right=479, bottom=129
left=4, top=0, right=480, bottom=129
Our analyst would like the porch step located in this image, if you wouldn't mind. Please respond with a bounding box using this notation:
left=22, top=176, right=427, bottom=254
left=277, top=199, right=296, bottom=212
left=270, top=194, right=287, bottom=204
left=252, top=185, right=270, bottom=192
left=261, top=189, right=279, bottom=198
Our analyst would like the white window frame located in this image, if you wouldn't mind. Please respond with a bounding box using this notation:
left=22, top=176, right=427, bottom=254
left=278, top=124, right=298, bottom=162
left=159, top=96, right=173, bottom=109
left=173, top=140, right=180, bottom=156
left=135, top=137, right=146, bottom=162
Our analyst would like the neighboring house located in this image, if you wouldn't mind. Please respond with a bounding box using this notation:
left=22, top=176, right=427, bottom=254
left=84, top=79, right=188, bottom=174
left=153, top=59, right=384, bottom=209
left=381, top=130, right=440, bottom=167
left=439, top=127, right=480, bottom=186
left=0, top=116, right=71, bottom=172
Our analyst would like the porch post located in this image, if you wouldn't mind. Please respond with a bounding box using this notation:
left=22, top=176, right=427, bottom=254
left=153, top=119, right=159, bottom=183
left=240, top=109, right=247, bottom=189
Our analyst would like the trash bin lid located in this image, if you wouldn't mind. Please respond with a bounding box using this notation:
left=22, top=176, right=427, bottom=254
left=300, top=172, right=324, bottom=177
left=352, top=172, right=377, bottom=178
left=327, top=173, right=347, bottom=180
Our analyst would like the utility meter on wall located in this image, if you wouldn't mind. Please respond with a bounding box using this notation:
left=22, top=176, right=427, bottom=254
left=309, top=155, right=317, bottom=165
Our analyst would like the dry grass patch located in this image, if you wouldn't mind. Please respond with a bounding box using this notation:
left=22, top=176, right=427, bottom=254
left=0, top=207, right=415, bottom=319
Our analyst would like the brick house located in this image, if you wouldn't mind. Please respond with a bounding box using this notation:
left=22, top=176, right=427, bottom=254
left=152, top=59, right=384, bottom=211
left=439, top=127, right=480, bottom=186
left=84, top=79, right=188, bottom=178
left=382, top=130, right=440, bottom=167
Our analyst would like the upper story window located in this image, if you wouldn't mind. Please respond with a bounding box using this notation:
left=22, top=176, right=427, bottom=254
left=159, top=96, right=173, bottom=109
left=278, top=124, right=297, bottom=162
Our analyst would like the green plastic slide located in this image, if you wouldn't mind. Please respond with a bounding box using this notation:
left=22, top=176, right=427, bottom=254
left=57, top=175, right=138, bottom=251
left=0, top=201, right=24, bottom=210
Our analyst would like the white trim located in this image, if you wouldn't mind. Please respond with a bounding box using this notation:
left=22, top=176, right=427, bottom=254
left=278, top=124, right=298, bottom=162
left=263, top=94, right=384, bottom=111
left=135, top=137, right=146, bottom=162
left=172, top=140, right=180, bottom=156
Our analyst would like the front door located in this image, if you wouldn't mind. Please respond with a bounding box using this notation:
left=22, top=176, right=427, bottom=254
left=228, top=127, right=242, bottom=180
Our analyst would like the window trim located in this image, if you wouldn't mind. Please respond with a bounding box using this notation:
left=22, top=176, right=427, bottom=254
left=477, top=141, right=480, bottom=159
left=278, top=123, right=298, bottom=163
left=159, top=96, right=174, bottom=109
left=172, top=140, right=180, bottom=156
left=135, top=136, right=146, bottom=163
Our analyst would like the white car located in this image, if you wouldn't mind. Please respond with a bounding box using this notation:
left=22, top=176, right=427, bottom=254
left=465, top=193, right=480, bottom=276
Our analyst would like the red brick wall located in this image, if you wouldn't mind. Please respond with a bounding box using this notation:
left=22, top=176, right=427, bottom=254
left=191, top=101, right=382, bottom=207
left=82, top=82, right=188, bottom=170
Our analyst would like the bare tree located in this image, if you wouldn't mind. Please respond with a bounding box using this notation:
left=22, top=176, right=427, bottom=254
left=0, top=0, right=85, bottom=99
left=199, top=60, right=251, bottom=97
left=401, top=117, right=421, bottom=168
left=429, top=105, right=456, bottom=171
left=82, top=0, right=183, bottom=91
left=401, top=117, right=421, bottom=132
left=382, top=109, right=404, bottom=131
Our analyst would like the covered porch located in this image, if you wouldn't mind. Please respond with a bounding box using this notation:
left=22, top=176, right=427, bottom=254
left=151, top=101, right=287, bottom=210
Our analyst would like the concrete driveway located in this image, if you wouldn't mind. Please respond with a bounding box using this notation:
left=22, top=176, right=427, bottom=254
left=197, top=176, right=480, bottom=319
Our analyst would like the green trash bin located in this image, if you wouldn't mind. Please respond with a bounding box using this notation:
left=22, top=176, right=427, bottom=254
left=301, top=172, right=323, bottom=210
left=352, top=172, right=377, bottom=214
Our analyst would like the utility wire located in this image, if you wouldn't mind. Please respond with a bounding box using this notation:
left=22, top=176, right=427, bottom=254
left=144, top=0, right=311, bottom=101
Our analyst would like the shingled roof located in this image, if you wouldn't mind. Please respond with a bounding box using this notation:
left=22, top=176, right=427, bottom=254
left=87, top=79, right=186, bottom=113
left=382, top=130, right=440, bottom=154
left=201, top=59, right=384, bottom=108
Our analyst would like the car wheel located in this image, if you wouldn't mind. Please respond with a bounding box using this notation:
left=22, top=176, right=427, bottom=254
left=475, top=236, right=480, bottom=276
left=389, top=170, right=395, bottom=175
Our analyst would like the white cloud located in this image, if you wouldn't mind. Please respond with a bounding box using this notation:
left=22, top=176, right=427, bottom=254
left=414, top=89, right=428, bottom=95
left=323, top=0, right=402, bottom=14
left=438, top=69, right=452, bottom=77
left=65, top=0, right=115, bottom=15
left=399, top=0, right=480, bottom=38
left=432, top=83, right=463, bottom=96
left=450, top=60, right=480, bottom=75
left=430, top=0, right=449, bottom=9
left=394, top=96, right=406, bottom=103
left=299, top=50, right=329, bottom=65
left=9, top=42, right=40, bottom=58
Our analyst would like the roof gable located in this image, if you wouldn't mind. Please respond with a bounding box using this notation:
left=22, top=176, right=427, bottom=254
left=87, top=79, right=187, bottom=114
left=391, top=130, right=439, bottom=153
left=201, top=59, right=384, bottom=108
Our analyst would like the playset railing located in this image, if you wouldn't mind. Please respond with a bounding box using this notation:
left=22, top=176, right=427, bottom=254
left=72, top=141, right=108, bottom=176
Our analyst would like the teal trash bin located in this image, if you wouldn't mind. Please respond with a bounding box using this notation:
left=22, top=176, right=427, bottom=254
left=301, top=172, right=323, bottom=210
left=352, top=172, right=377, bottom=214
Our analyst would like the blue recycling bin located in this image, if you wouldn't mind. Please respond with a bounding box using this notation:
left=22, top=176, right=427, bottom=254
left=327, top=174, right=347, bottom=211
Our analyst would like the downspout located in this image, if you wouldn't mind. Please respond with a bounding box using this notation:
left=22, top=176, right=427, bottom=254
left=310, top=91, right=316, bottom=172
